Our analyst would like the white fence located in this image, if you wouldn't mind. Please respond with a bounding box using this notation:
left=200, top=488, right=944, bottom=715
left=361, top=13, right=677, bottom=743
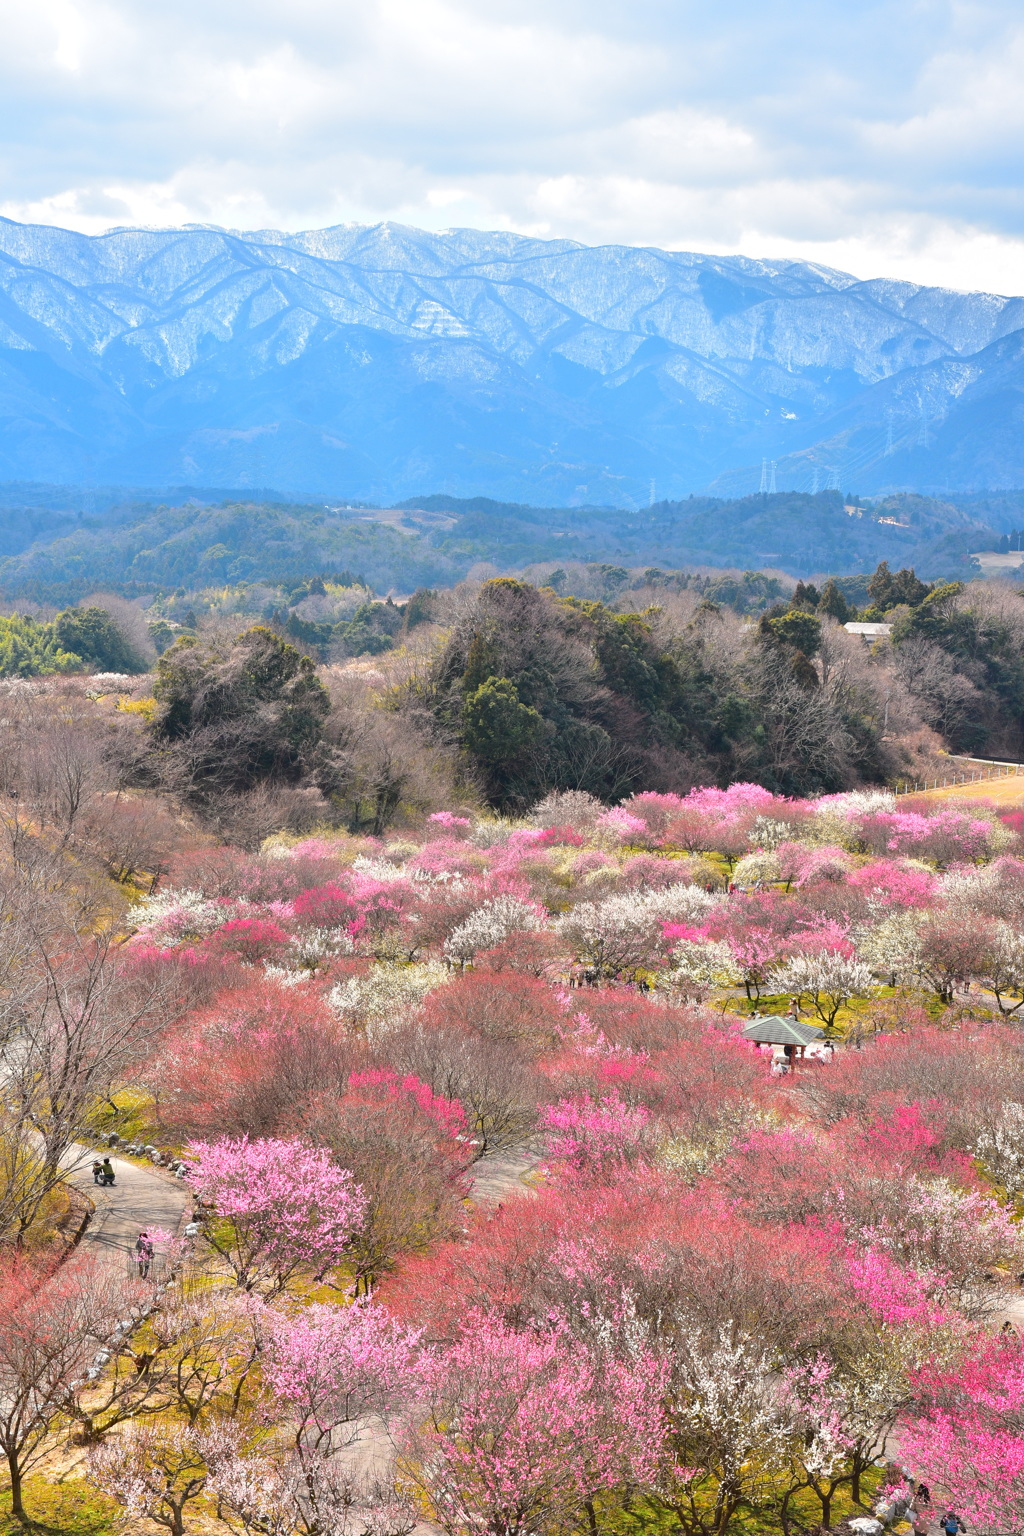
left=895, top=758, right=1024, bottom=795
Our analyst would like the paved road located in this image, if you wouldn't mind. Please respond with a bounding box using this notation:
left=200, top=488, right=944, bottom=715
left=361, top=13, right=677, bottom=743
left=65, top=1147, right=190, bottom=1264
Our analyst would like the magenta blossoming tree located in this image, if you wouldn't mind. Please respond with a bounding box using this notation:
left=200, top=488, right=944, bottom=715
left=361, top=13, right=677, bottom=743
left=541, top=1096, right=651, bottom=1177
left=898, top=1338, right=1024, bottom=1530
left=185, top=1137, right=367, bottom=1296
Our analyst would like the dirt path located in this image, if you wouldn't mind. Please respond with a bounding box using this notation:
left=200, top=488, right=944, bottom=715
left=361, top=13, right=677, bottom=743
left=64, top=1147, right=190, bottom=1265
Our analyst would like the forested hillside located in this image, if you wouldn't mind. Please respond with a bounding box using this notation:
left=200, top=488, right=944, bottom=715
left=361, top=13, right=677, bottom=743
left=0, top=483, right=1014, bottom=600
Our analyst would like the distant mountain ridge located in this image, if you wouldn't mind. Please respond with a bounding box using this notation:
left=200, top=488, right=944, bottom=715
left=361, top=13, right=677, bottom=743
left=2, top=216, right=1024, bottom=502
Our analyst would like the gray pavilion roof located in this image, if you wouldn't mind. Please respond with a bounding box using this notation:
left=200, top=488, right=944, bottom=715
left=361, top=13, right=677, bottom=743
left=741, top=1016, right=826, bottom=1046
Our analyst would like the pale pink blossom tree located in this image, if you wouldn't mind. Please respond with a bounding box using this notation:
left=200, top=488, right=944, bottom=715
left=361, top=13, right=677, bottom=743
left=263, top=1301, right=422, bottom=1457
left=400, top=1312, right=665, bottom=1536
left=88, top=1422, right=209, bottom=1536
left=185, top=1137, right=367, bottom=1296
left=204, top=1431, right=417, bottom=1536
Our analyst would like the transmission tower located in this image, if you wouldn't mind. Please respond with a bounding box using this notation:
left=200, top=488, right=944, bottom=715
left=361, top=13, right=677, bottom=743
left=826, top=468, right=840, bottom=491
left=885, top=409, right=895, bottom=456
left=649, top=478, right=656, bottom=507
left=811, top=466, right=820, bottom=495
left=917, top=397, right=930, bottom=449
left=759, top=458, right=768, bottom=493
left=768, top=460, right=777, bottom=494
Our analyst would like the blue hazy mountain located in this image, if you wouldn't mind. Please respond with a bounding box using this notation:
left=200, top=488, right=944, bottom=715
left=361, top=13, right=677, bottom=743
left=2, top=216, right=1023, bottom=504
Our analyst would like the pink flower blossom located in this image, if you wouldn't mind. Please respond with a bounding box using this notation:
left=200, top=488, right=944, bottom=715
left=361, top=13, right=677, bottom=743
left=347, top=1069, right=467, bottom=1139
left=405, top=1312, right=666, bottom=1536
left=185, top=1136, right=366, bottom=1295
left=849, top=859, right=937, bottom=907
left=541, top=1097, right=651, bottom=1175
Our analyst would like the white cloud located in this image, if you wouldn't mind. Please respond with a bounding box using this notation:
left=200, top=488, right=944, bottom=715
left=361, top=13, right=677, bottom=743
left=0, top=0, right=1023, bottom=293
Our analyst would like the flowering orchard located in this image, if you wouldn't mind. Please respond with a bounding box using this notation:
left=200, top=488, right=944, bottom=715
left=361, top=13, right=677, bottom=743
left=8, top=780, right=1024, bottom=1534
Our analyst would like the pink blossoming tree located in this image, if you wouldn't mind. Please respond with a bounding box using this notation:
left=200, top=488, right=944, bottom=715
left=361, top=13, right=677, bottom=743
left=401, top=1313, right=665, bottom=1536
left=185, top=1137, right=367, bottom=1296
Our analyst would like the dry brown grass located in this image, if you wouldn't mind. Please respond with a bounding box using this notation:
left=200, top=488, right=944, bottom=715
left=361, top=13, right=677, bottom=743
left=915, top=775, right=1024, bottom=807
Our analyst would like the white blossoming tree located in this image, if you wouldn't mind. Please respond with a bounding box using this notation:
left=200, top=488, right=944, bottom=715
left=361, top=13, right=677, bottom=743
left=556, top=886, right=719, bottom=982
left=662, top=938, right=741, bottom=1001
left=327, top=961, right=447, bottom=1039
left=444, top=896, right=543, bottom=967
left=855, top=910, right=924, bottom=987
left=980, top=922, right=1024, bottom=1014
left=774, top=953, right=874, bottom=1031
left=976, top=1101, right=1024, bottom=1198
left=731, top=851, right=783, bottom=889
left=661, top=1328, right=800, bottom=1535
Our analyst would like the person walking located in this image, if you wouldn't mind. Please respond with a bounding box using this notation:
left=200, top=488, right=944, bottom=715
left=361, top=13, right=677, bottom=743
left=134, top=1231, right=153, bottom=1280
left=101, top=1157, right=115, bottom=1186
left=939, top=1512, right=965, bottom=1536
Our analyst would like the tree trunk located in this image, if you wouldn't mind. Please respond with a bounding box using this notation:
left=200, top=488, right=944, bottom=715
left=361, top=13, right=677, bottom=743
left=7, top=1450, right=25, bottom=1523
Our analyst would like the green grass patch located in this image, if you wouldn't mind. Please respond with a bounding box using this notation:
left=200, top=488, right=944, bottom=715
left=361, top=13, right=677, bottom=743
left=0, top=1477, right=119, bottom=1535
left=91, top=1087, right=157, bottom=1145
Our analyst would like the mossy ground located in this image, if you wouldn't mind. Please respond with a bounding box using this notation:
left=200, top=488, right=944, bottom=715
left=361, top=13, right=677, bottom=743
left=0, top=1478, right=119, bottom=1536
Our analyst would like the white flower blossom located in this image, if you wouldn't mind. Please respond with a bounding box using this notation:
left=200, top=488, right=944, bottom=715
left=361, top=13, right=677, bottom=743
left=816, top=789, right=897, bottom=816
left=556, top=885, right=720, bottom=980
left=261, top=964, right=309, bottom=988
left=661, top=938, right=741, bottom=1000
left=855, top=910, right=924, bottom=985
left=976, top=1102, right=1024, bottom=1198
left=774, top=953, right=874, bottom=1026
left=669, top=1327, right=799, bottom=1504
left=980, top=922, right=1024, bottom=1013
left=327, top=961, right=448, bottom=1038
left=444, top=896, right=543, bottom=964
left=732, top=850, right=783, bottom=888
left=128, top=888, right=224, bottom=944
left=289, top=926, right=355, bottom=971
left=352, top=855, right=464, bottom=888
left=747, top=817, right=794, bottom=851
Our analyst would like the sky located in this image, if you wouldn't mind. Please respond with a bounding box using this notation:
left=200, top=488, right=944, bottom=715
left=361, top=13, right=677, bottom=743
left=2, top=0, right=1023, bottom=293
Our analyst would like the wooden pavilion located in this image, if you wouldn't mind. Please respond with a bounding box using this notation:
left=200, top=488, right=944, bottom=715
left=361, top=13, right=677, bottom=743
left=741, top=1016, right=825, bottom=1068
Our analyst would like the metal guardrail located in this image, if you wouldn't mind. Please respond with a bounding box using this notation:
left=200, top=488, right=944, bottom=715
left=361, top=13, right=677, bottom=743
left=895, top=759, right=1024, bottom=795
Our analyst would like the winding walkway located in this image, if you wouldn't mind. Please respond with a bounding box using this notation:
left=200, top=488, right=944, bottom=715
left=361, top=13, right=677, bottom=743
left=468, top=1143, right=539, bottom=1205
left=57, top=1142, right=532, bottom=1535
left=65, top=1147, right=190, bottom=1266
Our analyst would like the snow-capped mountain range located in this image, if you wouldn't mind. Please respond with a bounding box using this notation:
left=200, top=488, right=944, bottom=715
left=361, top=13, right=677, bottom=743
left=1, top=216, right=1022, bottom=504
